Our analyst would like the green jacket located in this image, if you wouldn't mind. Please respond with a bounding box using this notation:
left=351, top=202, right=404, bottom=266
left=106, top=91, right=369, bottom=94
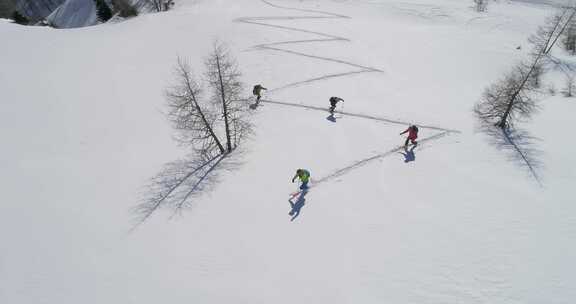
left=292, top=169, right=310, bottom=183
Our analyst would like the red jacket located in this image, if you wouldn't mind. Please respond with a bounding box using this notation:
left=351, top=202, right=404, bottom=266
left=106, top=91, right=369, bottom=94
left=402, top=126, right=418, bottom=140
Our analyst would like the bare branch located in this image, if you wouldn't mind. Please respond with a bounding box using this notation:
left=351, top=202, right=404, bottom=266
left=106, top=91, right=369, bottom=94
left=205, top=41, right=253, bottom=152
left=166, top=58, right=226, bottom=155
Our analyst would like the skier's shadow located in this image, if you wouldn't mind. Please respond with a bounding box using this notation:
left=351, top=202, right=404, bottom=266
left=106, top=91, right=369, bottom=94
left=288, top=190, right=308, bottom=221
left=398, top=145, right=416, bottom=163
left=326, top=113, right=337, bottom=122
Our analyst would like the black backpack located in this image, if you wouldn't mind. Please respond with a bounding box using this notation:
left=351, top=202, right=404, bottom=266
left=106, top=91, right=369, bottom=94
left=253, top=85, right=259, bottom=95
left=412, top=125, right=419, bottom=133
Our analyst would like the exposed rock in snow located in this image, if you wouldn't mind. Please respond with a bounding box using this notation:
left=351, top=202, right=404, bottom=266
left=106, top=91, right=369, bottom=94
left=16, top=0, right=65, bottom=21
left=46, top=0, right=98, bottom=29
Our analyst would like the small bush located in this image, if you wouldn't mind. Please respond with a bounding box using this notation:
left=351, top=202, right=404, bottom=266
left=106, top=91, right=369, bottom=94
left=12, top=11, right=29, bottom=25
left=113, top=0, right=139, bottom=18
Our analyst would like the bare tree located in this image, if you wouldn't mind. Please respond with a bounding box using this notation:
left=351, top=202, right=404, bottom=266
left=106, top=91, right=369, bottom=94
left=562, top=18, right=576, bottom=55
left=133, top=46, right=253, bottom=227
left=111, top=0, right=138, bottom=17
left=473, top=8, right=576, bottom=184
left=475, top=7, right=576, bottom=129
left=474, top=64, right=540, bottom=129
left=137, top=0, right=173, bottom=12
left=473, top=0, right=488, bottom=12
left=166, top=58, right=226, bottom=156
left=205, top=42, right=252, bottom=153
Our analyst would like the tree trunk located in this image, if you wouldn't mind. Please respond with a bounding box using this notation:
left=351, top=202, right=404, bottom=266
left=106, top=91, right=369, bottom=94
left=183, top=72, right=225, bottom=154
left=497, top=65, right=534, bottom=128
left=216, top=54, right=233, bottom=153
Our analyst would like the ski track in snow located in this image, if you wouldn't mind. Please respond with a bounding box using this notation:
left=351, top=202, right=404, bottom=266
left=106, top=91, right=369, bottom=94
left=260, top=98, right=461, bottom=133
left=237, top=0, right=460, bottom=188
left=235, top=0, right=383, bottom=92
left=313, top=131, right=452, bottom=186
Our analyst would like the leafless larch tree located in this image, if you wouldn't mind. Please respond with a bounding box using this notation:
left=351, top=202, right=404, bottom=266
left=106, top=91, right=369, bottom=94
left=562, top=17, right=576, bottom=55
left=167, top=58, right=226, bottom=156
left=205, top=42, right=252, bottom=153
left=476, top=7, right=576, bottom=129
left=474, top=6, right=576, bottom=183
left=473, top=0, right=488, bottom=13
left=133, top=45, right=252, bottom=228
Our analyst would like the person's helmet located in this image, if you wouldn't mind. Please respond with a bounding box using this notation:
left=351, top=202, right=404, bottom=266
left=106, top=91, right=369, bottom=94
left=296, top=169, right=303, bottom=174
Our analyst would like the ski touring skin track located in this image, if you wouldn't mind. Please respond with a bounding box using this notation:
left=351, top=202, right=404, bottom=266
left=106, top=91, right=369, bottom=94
left=236, top=0, right=461, bottom=191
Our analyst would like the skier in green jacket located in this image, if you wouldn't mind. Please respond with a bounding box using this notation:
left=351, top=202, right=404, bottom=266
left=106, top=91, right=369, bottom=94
left=291, top=168, right=311, bottom=190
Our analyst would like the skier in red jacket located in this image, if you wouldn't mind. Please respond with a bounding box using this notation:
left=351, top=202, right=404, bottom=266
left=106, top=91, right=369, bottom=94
left=400, top=125, right=418, bottom=147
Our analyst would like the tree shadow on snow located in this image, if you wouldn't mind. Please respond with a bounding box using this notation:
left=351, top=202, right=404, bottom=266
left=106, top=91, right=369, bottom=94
left=478, top=123, right=544, bottom=186
left=288, top=190, right=308, bottom=221
left=131, top=150, right=245, bottom=231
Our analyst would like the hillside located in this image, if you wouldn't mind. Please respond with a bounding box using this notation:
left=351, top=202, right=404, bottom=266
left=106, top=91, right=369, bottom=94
left=0, top=0, right=574, bottom=303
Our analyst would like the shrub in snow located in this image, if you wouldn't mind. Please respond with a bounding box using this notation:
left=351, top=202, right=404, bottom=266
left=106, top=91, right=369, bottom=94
left=11, top=10, right=28, bottom=24
left=474, top=0, right=488, bottom=12
left=563, top=74, right=575, bottom=97
left=112, top=0, right=138, bottom=17
left=547, top=83, right=557, bottom=96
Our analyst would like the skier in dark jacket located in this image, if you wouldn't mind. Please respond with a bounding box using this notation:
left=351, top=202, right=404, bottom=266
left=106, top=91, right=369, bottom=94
left=400, top=125, right=418, bottom=147
left=329, top=96, right=344, bottom=113
left=253, top=84, right=267, bottom=103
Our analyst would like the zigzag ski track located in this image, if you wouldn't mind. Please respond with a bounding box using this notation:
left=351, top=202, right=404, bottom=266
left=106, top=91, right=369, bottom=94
left=235, top=0, right=383, bottom=92
left=236, top=0, right=460, bottom=186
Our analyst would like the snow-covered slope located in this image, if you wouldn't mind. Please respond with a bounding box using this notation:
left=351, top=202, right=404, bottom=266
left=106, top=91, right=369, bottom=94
left=1, top=0, right=574, bottom=303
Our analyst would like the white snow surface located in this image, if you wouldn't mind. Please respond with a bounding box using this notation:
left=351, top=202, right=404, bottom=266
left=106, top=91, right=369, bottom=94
left=1, top=0, right=575, bottom=303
